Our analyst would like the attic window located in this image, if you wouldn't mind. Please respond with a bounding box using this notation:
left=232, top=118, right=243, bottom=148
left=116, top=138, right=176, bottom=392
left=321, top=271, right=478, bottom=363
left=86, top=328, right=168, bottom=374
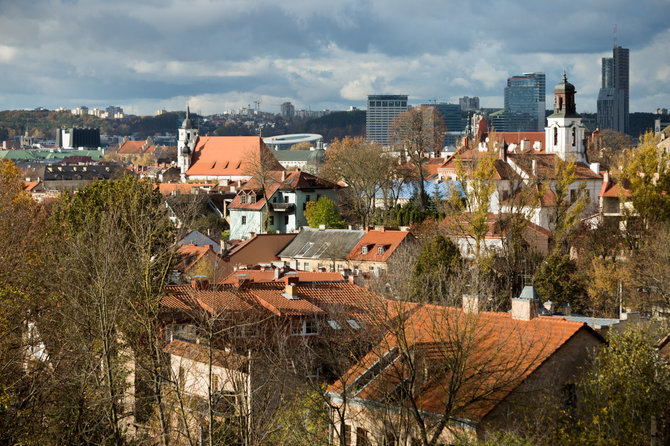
left=236, top=161, right=241, bottom=169
left=224, top=161, right=229, bottom=168
left=249, top=194, right=256, bottom=204
left=346, top=319, right=361, bottom=330
left=211, top=161, right=216, bottom=169
left=296, top=242, right=314, bottom=257
left=327, top=319, right=342, bottom=330
left=377, top=245, right=385, bottom=255
left=240, top=194, right=247, bottom=204
left=286, top=178, right=294, bottom=185
left=361, top=245, right=370, bottom=255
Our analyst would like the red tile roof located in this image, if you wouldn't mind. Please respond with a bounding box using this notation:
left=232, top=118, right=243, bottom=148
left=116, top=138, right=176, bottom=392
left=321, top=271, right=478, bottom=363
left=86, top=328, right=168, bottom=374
left=221, top=269, right=345, bottom=284
left=163, top=339, right=247, bottom=369
left=158, top=183, right=217, bottom=195
left=494, top=132, right=545, bottom=150
left=328, top=303, right=599, bottom=421
left=599, top=174, right=632, bottom=198
left=174, top=244, right=220, bottom=274
left=346, top=229, right=412, bottom=262
left=24, top=181, right=39, bottom=191
left=507, top=153, right=601, bottom=180
left=118, top=140, right=157, bottom=155
left=186, top=136, right=283, bottom=177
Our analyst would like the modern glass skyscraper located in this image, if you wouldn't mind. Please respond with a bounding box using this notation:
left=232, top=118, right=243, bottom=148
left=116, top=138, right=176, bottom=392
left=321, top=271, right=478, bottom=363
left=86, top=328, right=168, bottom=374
left=366, top=95, right=408, bottom=145
left=597, top=46, right=629, bottom=134
left=503, top=72, right=546, bottom=132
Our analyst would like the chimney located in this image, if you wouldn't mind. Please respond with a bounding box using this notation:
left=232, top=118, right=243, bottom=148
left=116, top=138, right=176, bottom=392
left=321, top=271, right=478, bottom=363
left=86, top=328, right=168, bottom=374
left=281, top=170, right=286, bottom=182
left=590, top=162, right=600, bottom=175
left=520, top=139, right=530, bottom=152
left=462, top=295, right=479, bottom=314
left=284, top=275, right=299, bottom=298
left=603, top=170, right=610, bottom=185
left=561, top=302, right=571, bottom=317
left=543, top=301, right=555, bottom=314
left=511, top=286, right=540, bottom=321
left=531, top=159, right=537, bottom=177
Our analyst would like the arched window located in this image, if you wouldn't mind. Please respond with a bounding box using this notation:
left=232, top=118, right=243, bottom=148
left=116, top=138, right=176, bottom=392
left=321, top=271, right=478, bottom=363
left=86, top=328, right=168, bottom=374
left=559, top=97, right=563, bottom=111
left=571, top=127, right=576, bottom=146
left=553, top=127, right=558, bottom=146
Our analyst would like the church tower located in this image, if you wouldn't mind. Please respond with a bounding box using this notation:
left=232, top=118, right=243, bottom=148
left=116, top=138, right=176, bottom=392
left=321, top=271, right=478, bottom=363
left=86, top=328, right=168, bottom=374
left=544, top=73, right=587, bottom=164
left=178, top=106, right=198, bottom=181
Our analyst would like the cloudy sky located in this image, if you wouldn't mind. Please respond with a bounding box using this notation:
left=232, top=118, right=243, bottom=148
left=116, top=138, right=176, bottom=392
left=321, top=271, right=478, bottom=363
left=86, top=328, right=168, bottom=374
left=0, top=0, right=668, bottom=115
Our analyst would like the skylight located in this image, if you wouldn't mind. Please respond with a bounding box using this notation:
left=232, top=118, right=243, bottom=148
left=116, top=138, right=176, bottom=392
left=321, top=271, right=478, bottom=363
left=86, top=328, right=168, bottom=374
left=346, top=319, right=361, bottom=330
left=296, top=242, right=314, bottom=257
left=327, top=319, right=342, bottom=330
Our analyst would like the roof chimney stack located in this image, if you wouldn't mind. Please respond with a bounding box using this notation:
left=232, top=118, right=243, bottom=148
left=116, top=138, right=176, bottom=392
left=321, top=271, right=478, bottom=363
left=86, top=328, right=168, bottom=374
left=512, top=286, right=540, bottom=321
left=462, top=295, right=480, bottom=314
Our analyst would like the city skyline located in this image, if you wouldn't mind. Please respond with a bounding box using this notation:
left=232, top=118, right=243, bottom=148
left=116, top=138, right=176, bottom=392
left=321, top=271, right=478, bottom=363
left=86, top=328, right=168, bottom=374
left=0, top=0, right=668, bottom=116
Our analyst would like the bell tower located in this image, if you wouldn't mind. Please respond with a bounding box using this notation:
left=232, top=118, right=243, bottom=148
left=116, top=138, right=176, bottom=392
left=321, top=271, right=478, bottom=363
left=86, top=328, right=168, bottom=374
left=545, top=72, right=587, bottom=164
left=178, top=106, right=198, bottom=181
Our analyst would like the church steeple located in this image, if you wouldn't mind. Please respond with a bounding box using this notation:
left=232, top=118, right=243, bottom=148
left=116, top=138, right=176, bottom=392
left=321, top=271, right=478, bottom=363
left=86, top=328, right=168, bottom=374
left=178, top=104, right=199, bottom=182
left=550, top=71, right=579, bottom=118
left=544, top=73, right=586, bottom=163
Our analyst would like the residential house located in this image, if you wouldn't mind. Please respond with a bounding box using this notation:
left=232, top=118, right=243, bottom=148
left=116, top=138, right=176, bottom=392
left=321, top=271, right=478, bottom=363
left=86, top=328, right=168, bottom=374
left=345, top=228, right=414, bottom=276
left=228, top=170, right=340, bottom=240
left=178, top=229, right=221, bottom=253
left=278, top=227, right=366, bottom=273
left=326, top=287, right=604, bottom=445
left=174, top=244, right=225, bottom=282
left=442, top=212, right=552, bottom=258
left=218, top=233, right=297, bottom=279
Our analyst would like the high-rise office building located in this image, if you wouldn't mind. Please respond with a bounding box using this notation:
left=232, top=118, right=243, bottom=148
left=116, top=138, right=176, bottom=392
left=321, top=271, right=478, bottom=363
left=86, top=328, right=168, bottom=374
left=459, top=96, right=480, bottom=111
left=366, top=95, right=408, bottom=145
left=503, top=72, right=546, bottom=132
left=280, top=102, right=295, bottom=119
left=597, top=46, right=629, bottom=134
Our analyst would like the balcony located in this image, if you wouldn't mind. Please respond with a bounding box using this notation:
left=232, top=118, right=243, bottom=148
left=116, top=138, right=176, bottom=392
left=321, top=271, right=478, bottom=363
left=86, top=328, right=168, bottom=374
left=271, top=202, right=295, bottom=212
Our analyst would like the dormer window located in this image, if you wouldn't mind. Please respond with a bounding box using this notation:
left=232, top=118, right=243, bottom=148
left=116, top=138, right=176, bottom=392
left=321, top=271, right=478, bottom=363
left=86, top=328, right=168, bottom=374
left=361, top=245, right=368, bottom=255
left=240, top=194, right=247, bottom=204
left=377, top=245, right=385, bottom=255
left=249, top=194, right=256, bottom=204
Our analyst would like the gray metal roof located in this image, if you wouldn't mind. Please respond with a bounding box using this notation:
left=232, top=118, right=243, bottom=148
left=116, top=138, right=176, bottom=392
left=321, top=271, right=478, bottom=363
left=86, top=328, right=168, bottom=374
left=178, top=230, right=221, bottom=252
left=278, top=227, right=365, bottom=260
left=518, top=285, right=540, bottom=301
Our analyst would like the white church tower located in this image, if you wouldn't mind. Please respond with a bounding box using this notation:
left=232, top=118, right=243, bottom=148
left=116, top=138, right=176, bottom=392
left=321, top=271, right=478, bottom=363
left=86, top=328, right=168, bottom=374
left=178, top=106, right=198, bottom=182
left=545, top=73, right=587, bottom=164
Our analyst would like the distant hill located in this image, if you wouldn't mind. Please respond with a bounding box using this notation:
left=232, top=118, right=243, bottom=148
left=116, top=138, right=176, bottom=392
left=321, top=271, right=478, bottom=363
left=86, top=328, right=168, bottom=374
left=288, top=110, right=366, bottom=142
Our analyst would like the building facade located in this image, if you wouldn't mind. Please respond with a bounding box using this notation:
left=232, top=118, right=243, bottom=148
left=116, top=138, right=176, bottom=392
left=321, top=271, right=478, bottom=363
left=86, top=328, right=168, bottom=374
left=597, top=46, right=629, bottom=134
left=503, top=72, right=546, bottom=132
left=366, top=95, right=408, bottom=146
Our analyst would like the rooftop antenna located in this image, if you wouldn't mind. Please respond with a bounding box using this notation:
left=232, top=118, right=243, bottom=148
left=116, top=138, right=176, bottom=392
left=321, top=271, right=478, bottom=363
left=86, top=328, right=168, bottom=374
left=613, top=24, right=617, bottom=48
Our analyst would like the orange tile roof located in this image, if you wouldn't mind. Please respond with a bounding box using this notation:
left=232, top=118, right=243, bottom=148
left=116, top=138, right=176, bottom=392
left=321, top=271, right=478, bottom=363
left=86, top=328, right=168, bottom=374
left=158, top=183, right=217, bottom=195
left=228, top=170, right=339, bottom=211
left=494, top=132, right=545, bottom=150
left=221, top=269, right=345, bottom=284
left=164, top=283, right=255, bottom=314
left=599, top=175, right=632, bottom=198
left=24, top=181, right=39, bottom=191
left=186, top=136, right=283, bottom=177
left=507, top=153, right=601, bottom=180
left=346, top=229, right=412, bottom=262
left=174, top=244, right=216, bottom=273
left=164, top=339, right=247, bottom=369
left=328, top=303, right=599, bottom=421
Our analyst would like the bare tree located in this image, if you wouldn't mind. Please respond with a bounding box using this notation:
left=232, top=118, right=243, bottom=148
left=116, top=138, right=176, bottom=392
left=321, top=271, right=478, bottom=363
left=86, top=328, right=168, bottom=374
left=389, top=106, right=446, bottom=210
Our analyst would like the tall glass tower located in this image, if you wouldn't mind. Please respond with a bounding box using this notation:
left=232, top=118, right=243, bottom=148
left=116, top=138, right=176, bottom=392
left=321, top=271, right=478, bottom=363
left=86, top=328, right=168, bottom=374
left=597, top=46, right=629, bottom=134
left=503, top=72, right=546, bottom=132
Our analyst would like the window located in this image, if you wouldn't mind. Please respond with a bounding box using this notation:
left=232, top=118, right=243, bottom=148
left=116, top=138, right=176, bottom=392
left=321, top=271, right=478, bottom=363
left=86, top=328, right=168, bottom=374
left=361, top=245, right=368, bottom=255
left=347, top=319, right=361, bottom=330
left=357, top=428, right=370, bottom=446
left=571, top=127, right=576, bottom=146
left=377, top=245, right=385, bottom=255
left=585, top=189, right=590, bottom=200
left=241, top=216, right=246, bottom=225
left=284, top=196, right=289, bottom=203
left=303, top=262, right=310, bottom=271
left=293, top=319, right=318, bottom=336
left=304, top=319, right=318, bottom=335
left=369, top=265, right=374, bottom=272
left=240, top=194, right=247, bottom=204
left=284, top=215, right=289, bottom=225
left=344, top=425, right=352, bottom=446
left=570, top=189, right=577, bottom=203
left=269, top=216, right=274, bottom=225
left=250, top=194, right=256, bottom=204
left=553, top=127, right=558, bottom=146
left=327, top=319, right=342, bottom=330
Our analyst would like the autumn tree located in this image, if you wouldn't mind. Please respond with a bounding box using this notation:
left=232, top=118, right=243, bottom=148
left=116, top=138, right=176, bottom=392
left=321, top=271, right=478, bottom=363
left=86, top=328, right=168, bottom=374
left=305, top=196, right=345, bottom=229
left=389, top=106, right=446, bottom=210
left=242, top=145, right=284, bottom=233
left=410, top=235, right=461, bottom=302
left=586, top=129, right=631, bottom=170
left=621, top=131, right=670, bottom=224
left=561, top=327, right=670, bottom=445
left=321, top=137, right=397, bottom=227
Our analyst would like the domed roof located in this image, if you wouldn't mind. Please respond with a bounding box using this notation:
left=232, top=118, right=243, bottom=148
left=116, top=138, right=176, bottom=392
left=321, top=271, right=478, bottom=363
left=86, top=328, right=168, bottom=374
left=181, top=106, right=193, bottom=129
left=554, top=71, right=576, bottom=94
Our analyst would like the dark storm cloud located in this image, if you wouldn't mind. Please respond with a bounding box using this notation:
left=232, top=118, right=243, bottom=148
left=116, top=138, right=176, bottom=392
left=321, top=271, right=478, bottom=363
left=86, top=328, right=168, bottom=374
left=0, top=0, right=667, bottom=113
